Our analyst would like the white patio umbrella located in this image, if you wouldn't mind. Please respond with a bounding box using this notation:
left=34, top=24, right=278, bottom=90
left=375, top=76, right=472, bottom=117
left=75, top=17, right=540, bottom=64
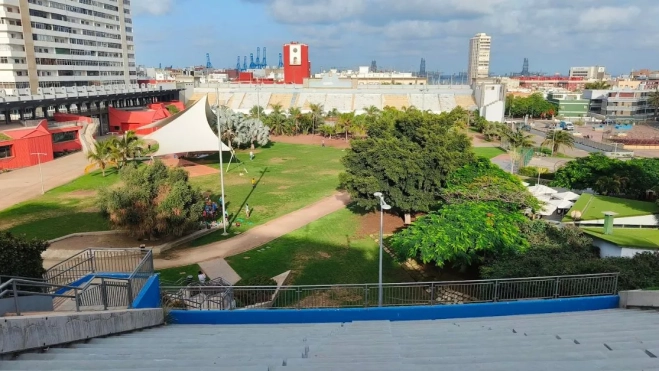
left=537, top=203, right=558, bottom=216
left=548, top=198, right=574, bottom=209
left=527, top=184, right=558, bottom=196
left=553, top=191, right=580, bottom=201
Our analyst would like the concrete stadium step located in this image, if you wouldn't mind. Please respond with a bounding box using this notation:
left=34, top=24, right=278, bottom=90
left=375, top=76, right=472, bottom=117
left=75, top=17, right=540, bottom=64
left=403, top=358, right=659, bottom=371
left=401, top=349, right=647, bottom=365
left=396, top=333, right=561, bottom=345
left=275, top=362, right=406, bottom=371
left=399, top=342, right=610, bottom=357
left=19, top=349, right=307, bottom=360
left=0, top=360, right=281, bottom=370
left=523, top=328, right=659, bottom=339
left=2, top=369, right=269, bottom=371
left=605, top=340, right=659, bottom=350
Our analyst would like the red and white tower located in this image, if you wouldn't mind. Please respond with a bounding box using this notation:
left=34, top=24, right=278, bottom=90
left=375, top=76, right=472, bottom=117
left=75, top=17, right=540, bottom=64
left=283, top=42, right=310, bottom=84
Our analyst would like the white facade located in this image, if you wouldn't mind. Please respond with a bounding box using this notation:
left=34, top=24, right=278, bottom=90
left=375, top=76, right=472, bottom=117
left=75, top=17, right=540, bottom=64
left=0, top=0, right=136, bottom=93
left=467, top=33, right=491, bottom=83
left=473, top=83, right=505, bottom=122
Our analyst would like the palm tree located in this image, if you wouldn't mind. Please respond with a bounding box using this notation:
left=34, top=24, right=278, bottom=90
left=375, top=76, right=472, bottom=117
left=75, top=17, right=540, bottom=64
left=584, top=81, right=612, bottom=90
left=267, top=104, right=288, bottom=135
left=249, top=105, right=264, bottom=119
left=503, top=128, right=535, bottom=149
left=85, top=140, right=116, bottom=177
left=288, top=107, right=303, bottom=135
left=595, top=175, right=629, bottom=195
left=326, top=108, right=339, bottom=119
left=308, top=103, right=324, bottom=135
left=648, top=89, right=659, bottom=119
left=336, top=112, right=355, bottom=141
left=542, top=130, right=575, bottom=155
left=112, top=131, right=144, bottom=167
left=364, top=105, right=380, bottom=119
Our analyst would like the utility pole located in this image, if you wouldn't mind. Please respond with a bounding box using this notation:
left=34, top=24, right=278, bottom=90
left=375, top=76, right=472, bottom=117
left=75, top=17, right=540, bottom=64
left=216, top=89, right=228, bottom=235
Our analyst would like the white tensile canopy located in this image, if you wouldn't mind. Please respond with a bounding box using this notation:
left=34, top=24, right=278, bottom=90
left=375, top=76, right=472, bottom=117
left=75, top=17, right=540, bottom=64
left=547, top=198, right=575, bottom=209
left=144, top=95, right=230, bottom=156
left=553, top=191, right=580, bottom=201
left=527, top=184, right=558, bottom=196
left=537, top=203, right=558, bottom=216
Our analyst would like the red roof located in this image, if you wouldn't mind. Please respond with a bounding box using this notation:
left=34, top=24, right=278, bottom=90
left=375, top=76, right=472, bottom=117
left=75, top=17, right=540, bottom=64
left=2, top=120, right=50, bottom=140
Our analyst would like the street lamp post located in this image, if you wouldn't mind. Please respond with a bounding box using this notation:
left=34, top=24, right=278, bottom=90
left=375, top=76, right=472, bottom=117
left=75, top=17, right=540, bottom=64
left=373, top=192, right=391, bottom=307
left=216, top=89, right=228, bottom=236
left=30, top=152, right=47, bottom=194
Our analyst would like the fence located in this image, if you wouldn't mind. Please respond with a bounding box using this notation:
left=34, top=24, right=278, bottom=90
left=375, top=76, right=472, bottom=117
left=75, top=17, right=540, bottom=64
left=161, top=273, right=619, bottom=311
left=43, top=248, right=148, bottom=288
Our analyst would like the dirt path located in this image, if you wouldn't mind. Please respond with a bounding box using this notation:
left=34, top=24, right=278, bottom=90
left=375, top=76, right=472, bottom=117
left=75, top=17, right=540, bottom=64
left=154, top=192, right=351, bottom=269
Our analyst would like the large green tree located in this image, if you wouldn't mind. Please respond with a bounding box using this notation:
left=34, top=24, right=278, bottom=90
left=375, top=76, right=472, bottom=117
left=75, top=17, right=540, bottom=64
left=441, top=158, right=540, bottom=211
left=552, top=154, right=659, bottom=198
left=0, top=232, right=49, bottom=279
left=505, top=93, right=557, bottom=118
left=390, top=201, right=530, bottom=269
left=98, top=160, right=204, bottom=239
left=339, top=109, right=473, bottom=220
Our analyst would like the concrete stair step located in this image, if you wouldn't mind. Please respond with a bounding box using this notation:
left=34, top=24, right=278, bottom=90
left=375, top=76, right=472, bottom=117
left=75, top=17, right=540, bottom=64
left=402, top=349, right=647, bottom=365
left=18, top=349, right=306, bottom=360
left=399, top=342, right=609, bottom=357
left=402, top=358, right=659, bottom=371
left=0, top=360, right=281, bottom=370
left=605, top=340, right=659, bottom=350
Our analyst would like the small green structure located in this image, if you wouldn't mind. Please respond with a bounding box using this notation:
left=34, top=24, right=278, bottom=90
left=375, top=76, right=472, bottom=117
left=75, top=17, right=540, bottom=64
left=602, top=211, right=617, bottom=235
left=546, top=92, right=589, bottom=119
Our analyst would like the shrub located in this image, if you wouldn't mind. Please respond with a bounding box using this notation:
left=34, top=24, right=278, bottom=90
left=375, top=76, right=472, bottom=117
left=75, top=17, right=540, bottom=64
left=0, top=232, right=48, bottom=279
left=233, top=275, right=278, bottom=307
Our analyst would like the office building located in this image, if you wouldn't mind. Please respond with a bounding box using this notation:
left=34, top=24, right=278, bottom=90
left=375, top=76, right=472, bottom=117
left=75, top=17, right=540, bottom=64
left=467, top=33, right=491, bottom=84
left=569, top=66, right=606, bottom=81
left=0, top=0, right=136, bottom=93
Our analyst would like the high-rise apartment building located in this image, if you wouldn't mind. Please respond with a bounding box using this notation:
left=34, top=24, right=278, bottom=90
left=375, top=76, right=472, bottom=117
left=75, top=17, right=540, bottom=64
left=467, top=33, right=491, bottom=84
left=0, top=0, right=136, bottom=93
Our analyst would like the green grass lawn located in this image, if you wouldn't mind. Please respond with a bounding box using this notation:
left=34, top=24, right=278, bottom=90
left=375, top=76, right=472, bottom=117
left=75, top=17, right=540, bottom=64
left=225, top=208, right=412, bottom=285
left=0, top=168, right=120, bottom=240
left=0, top=142, right=345, bottom=242
left=187, top=142, right=345, bottom=246
left=582, top=227, right=659, bottom=249
left=157, top=264, right=202, bottom=284
left=563, top=194, right=659, bottom=222
left=473, top=147, right=505, bottom=159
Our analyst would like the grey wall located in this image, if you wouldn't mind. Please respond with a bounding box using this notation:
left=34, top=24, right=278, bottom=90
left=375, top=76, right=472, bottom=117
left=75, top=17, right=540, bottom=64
left=0, top=308, right=164, bottom=355
left=0, top=296, right=53, bottom=316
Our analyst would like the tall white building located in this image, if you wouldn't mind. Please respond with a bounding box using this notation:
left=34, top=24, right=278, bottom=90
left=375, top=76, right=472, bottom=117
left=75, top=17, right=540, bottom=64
left=0, top=0, right=136, bottom=93
left=467, top=33, right=491, bottom=84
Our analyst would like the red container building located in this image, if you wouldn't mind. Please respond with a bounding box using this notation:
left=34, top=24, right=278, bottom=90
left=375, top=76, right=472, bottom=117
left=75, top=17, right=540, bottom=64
left=283, top=42, right=310, bottom=84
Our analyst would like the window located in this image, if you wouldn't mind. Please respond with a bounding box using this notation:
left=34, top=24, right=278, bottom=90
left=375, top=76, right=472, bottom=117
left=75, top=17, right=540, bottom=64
left=52, top=131, right=76, bottom=143
left=0, top=145, right=12, bottom=159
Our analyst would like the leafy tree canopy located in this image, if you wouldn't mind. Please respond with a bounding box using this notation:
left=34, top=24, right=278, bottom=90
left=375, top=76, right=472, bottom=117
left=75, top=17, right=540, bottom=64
left=505, top=93, right=558, bottom=119
left=0, top=232, right=48, bottom=279
left=339, top=108, right=474, bottom=215
left=213, top=107, right=270, bottom=149
left=97, top=160, right=204, bottom=239
left=390, top=201, right=530, bottom=269
left=442, top=158, right=540, bottom=211
left=552, top=153, right=659, bottom=197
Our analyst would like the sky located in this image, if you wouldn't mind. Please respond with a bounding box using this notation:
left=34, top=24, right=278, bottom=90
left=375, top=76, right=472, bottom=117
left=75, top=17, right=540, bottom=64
left=132, top=0, right=658, bottom=76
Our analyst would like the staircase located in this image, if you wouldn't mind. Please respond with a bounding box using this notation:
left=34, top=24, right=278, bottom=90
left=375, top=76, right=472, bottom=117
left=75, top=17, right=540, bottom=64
left=5, top=309, right=659, bottom=370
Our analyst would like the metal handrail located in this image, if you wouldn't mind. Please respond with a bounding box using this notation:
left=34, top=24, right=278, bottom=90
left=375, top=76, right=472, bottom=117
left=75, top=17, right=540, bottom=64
left=161, top=273, right=620, bottom=311
left=0, top=278, right=85, bottom=315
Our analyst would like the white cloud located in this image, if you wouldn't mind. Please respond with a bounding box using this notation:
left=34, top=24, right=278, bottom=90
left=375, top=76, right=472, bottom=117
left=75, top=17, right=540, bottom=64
left=242, top=0, right=657, bottom=73
left=132, top=0, right=174, bottom=16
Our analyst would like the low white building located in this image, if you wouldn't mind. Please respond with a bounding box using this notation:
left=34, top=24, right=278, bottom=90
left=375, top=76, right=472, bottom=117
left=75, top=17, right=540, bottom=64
left=473, top=83, right=505, bottom=122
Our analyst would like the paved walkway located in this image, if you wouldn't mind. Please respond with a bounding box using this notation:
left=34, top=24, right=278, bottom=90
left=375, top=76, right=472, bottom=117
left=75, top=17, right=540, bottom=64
left=154, top=192, right=351, bottom=269
left=0, top=152, right=88, bottom=211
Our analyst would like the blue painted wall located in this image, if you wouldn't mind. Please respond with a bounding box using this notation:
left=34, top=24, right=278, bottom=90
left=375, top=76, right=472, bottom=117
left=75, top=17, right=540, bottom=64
left=132, top=274, right=161, bottom=309
left=169, top=296, right=619, bottom=325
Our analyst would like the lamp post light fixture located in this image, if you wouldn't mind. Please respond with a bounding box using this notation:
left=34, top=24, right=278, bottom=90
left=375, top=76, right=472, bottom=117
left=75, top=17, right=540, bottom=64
left=216, top=88, right=228, bottom=236
left=373, top=192, right=392, bottom=307
left=30, top=152, right=47, bottom=194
